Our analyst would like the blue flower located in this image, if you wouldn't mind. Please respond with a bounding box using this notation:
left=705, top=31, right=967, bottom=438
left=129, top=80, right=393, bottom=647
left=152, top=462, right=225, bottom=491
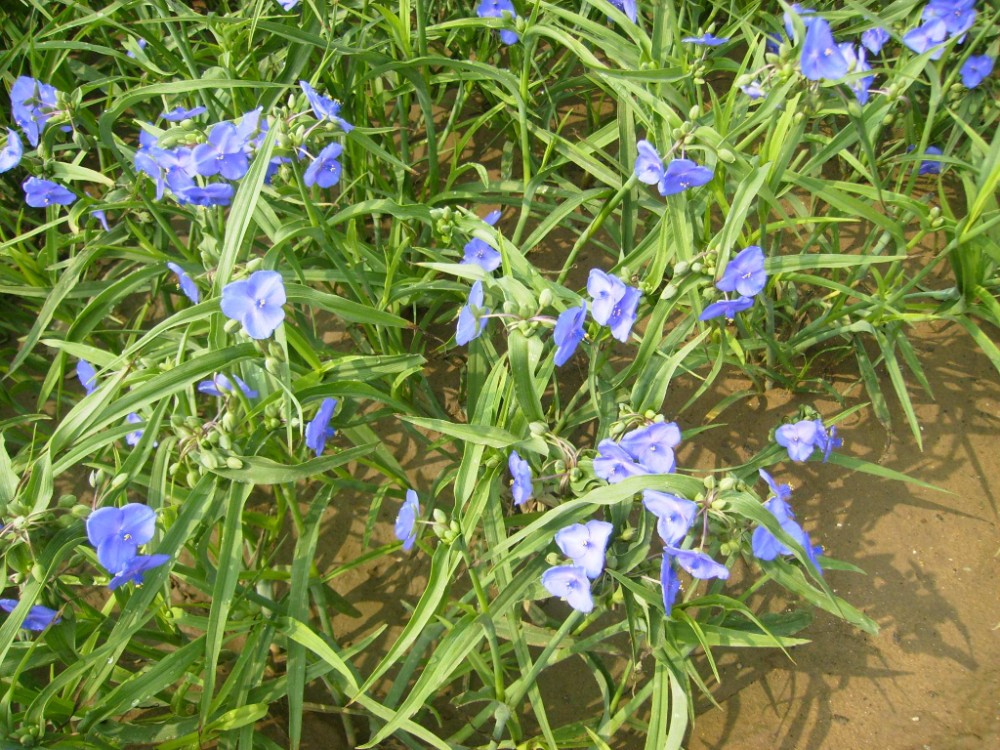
left=394, top=489, right=420, bottom=551
left=461, top=210, right=503, bottom=271
left=554, top=520, right=614, bottom=579
left=659, top=158, right=714, bottom=196
left=476, top=0, right=519, bottom=45
left=276, top=0, right=300, bottom=9
left=135, top=137, right=197, bottom=201
left=960, top=55, right=994, bottom=89
left=607, top=285, right=641, bottom=343
left=634, top=140, right=665, bottom=186
left=902, top=20, right=948, bottom=60
left=861, top=26, right=890, bottom=55
left=751, top=494, right=823, bottom=573
left=775, top=419, right=820, bottom=462
left=125, top=413, right=156, bottom=447
left=192, top=122, right=250, bottom=180
left=588, top=269, right=626, bottom=326
left=456, top=280, right=490, bottom=345
left=10, top=76, right=59, bottom=147
left=593, top=439, right=650, bottom=484
left=783, top=4, right=818, bottom=42
left=0, top=599, right=61, bottom=630
left=162, top=105, right=207, bottom=122
left=922, top=0, right=976, bottom=39
left=716, top=245, right=767, bottom=297
left=174, top=183, right=233, bottom=206
left=917, top=146, right=943, bottom=175
left=109, top=554, right=171, bottom=590
left=305, top=398, right=338, bottom=457
left=660, top=557, right=681, bottom=614
left=76, top=359, right=98, bottom=395
left=166, top=262, right=200, bottom=304
left=86, top=503, right=158, bottom=575
left=92, top=209, right=110, bottom=231
left=699, top=296, right=754, bottom=321
left=741, top=81, right=766, bottom=99
left=606, top=0, right=637, bottom=23
left=838, top=44, right=874, bottom=104
left=619, top=421, right=682, bottom=474
left=666, top=547, right=730, bottom=580
left=220, top=270, right=286, bottom=340
left=813, top=420, right=842, bottom=462
left=0, top=129, right=22, bottom=172
left=552, top=302, right=587, bottom=366
left=758, top=468, right=791, bottom=503
left=800, top=17, right=849, bottom=81
left=23, top=177, right=75, bottom=208
left=682, top=33, right=729, bottom=46
left=508, top=450, right=533, bottom=506
left=125, top=38, right=147, bottom=59
left=197, top=373, right=258, bottom=399
left=299, top=81, right=353, bottom=131
left=541, top=565, right=594, bottom=613
left=235, top=107, right=268, bottom=150
left=643, top=490, right=698, bottom=546
left=303, top=142, right=344, bottom=188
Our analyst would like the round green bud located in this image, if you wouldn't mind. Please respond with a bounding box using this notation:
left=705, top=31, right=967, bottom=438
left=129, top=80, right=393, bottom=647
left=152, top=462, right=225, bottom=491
left=703, top=475, right=716, bottom=490
left=661, top=283, right=678, bottom=300
left=691, top=261, right=703, bottom=273
left=688, top=104, right=701, bottom=120
left=717, top=148, right=736, bottom=164
left=225, top=456, right=244, bottom=470
left=718, top=476, right=735, bottom=492
left=110, top=473, right=129, bottom=490
left=538, top=288, right=553, bottom=307
left=674, top=260, right=690, bottom=276
left=432, top=508, right=449, bottom=525
left=224, top=318, right=241, bottom=334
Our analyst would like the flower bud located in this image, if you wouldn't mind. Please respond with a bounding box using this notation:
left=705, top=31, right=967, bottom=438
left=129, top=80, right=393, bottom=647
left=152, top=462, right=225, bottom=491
left=224, top=318, right=241, bottom=334
left=538, top=288, right=553, bottom=307
left=199, top=451, right=219, bottom=471
left=717, top=148, right=736, bottom=164
left=110, top=473, right=129, bottom=490
left=222, top=412, right=237, bottom=432
left=619, top=526, right=635, bottom=541
left=674, top=260, right=690, bottom=276
left=690, top=261, right=703, bottom=273
left=528, top=421, right=548, bottom=436
left=688, top=104, right=701, bottom=120
left=702, top=475, right=716, bottom=490
left=432, top=508, right=448, bottom=525
left=545, top=552, right=560, bottom=566
left=660, top=283, right=678, bottom=300
left=246, top=257, right=264, bottom=272
left=718, top=476, right=735, bottom=491
left=225, top=456, right=244, bottom=470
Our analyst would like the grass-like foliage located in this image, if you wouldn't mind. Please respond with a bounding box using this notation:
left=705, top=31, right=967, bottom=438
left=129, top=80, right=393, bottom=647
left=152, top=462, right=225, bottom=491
left=0, top=0, right=997, bottom=747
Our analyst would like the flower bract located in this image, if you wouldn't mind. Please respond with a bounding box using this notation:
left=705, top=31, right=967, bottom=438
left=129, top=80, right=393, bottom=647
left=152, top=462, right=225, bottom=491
left=220, top=270, right=287, bottom=340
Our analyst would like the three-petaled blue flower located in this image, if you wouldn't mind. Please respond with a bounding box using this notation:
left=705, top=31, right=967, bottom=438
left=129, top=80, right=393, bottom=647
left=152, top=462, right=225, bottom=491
left=839, top=44, right=875, bottom=104
left=23, top=177, right=75, bottom=208
left=775, top=419, right=820, bottom=462
left=961, top=55, right=994, bottom=89
left=593, top=439, right=651, bottom=484
left=541, top=565, right=594, bottom=613
left=456, top=280, right=490, bottom=345
left=197, top=373, right=258, bottom=399
left=554, top=519, right=614, bottom=579
left=299, top=81, right=353, bottom=131
left=861, top=26, right=890, bottom=55
left=717, top=245, right=767, bottom=297
left=461, top=210, right=503, bottom=272
left=606, top=0, right=637, bottom=23
left=220, top=270, right=287, bottom=340
left=304, top=142, right=344, bottom=189
left=660, top=557, right=682, bottom=614
left=741, top=81, right=766, bottom=99
left=77, top=359, right=98, bottom=395
left=699, top=296, right=754, bottom=321
left=125, top=413, right=156, bottom=447
left=192, top=122, right=250, bottom=180
left=0, top=129, right=22, bottom=173
left=305, top=397, right=338, bottom=457
left=619, top=421, right=682, bottom=474
left=508, top=450, right=533, bottom=506
left=682, top=33, right=729, bottom=46
left=917, top=146, right=943, bottom=175
left=0, top=599, right=61, bottom=630
left=902, top=20, right=948, bottom=60
left=10, top=76, right=59, bottom=147
left=666, top=547, right=730, bottom=580
left=587, top=269, right=641, bottom=342
left=175, top=183, right=234, bottom=207
left=394, top=489, right=420, bottom=552
left=552, top=302, right=587, bottom=366
left=109, top=554, right=171, bottom=589
left=800, top=17, right=849, bottom=81
left=643, top=490, right=698, bottom=546
left=476, top=0, right=519, bottom=45
left=86, top=503, right=158, bottom=576
left=166, top=262, right=200, bottom=304
left=635, top=141, right=714, bottom=196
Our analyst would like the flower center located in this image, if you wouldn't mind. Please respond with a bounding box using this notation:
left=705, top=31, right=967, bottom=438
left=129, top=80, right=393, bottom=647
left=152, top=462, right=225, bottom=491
left=256, top=298, right=268, bottom=308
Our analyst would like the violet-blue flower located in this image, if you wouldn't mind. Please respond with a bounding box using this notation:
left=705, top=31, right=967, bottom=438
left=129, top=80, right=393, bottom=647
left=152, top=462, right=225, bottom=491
left=455, top=280, right=490, bottom=346
left=552, top=302, right=587, bottom=366
left=751, top=495, right=823, bottom=573
left=508, top=450, right=533, bottom=506
left=587, top=269, right=627, bottom=326
left=861, top=26, right=890, bottom=55
left=813, top=420, right=842, bottom=462
left=166, top=262, right=200, bottom=304
left=783, top=4, right=817, bottom=42
left=92, top=209, right=110, bottom=231
left=554, top=520, right=614, bottom=579
left=902, top=19, right=948, bottom=60
left=305, top=398, right=338, bottom=457
left=109, top=554, right=170, bottom=590
left=775, top=419, right=820, bottom=462
left=961, top=55, right=994, bottom=89
left=634, top=140, right=665, bottom=186
left=593, top=439, right=650, bottom=484
left=643, top=490, right=698, bottom=546
left=461, top=210, right=503, bottom=272
left=197, top=373, right=258, bottom=399
left=666, top=547, right=730, bottom=580
left=192, top=122, right=249, bottom=180
left=220, top=270, right=286, bottom=340
left=276, top=0, right=300, bottom=9
left=659, top=158, right=714, bottom=196
left=660, top=557, right=681, bottom=614
left=619, top=421, right=682, bottom=474
left=162, top=105, right=207, bottom=122
left=607, top=0, right=637, bottom=22
left=86, top=503, right=158, bottom=575
left=0, top=129, right=22, bottom=172
left=23, top=177, right=75, bottom=208
left=124, top=413, right=154, bottom=447
left=923, top=0, right=976, bottom=39
left=299, top=81, right=353, bottom=131
left=839, top=44, right=874, bottom=104
left=758, top=468, right=791, bottom=503
left=394, top=489, right=420, bottom=551
left=800, top=17, right=849, bottom=81
left=304, top=142, right=344, bottom=189
left=918, top=146, right=943, bottom=175
left=741, top=81, right=766, bottom=99
left=682, top=33, right=729, bottom=46
left=10, top=76, right=59, bottom=147
left=77, top=359, right=98, bottom=395
left=607, top=285, right=641, bottom=343
left=175, top=183, right=233, bottom=207
left=699, top=296, right=754, bottom=321
left=541, top=565, right=594, bottom=613
left=476, top=0, right=519, bottom=45
left=716, top=245, right=767, bottom=297
left=0, top=599, right=61, bottom=631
